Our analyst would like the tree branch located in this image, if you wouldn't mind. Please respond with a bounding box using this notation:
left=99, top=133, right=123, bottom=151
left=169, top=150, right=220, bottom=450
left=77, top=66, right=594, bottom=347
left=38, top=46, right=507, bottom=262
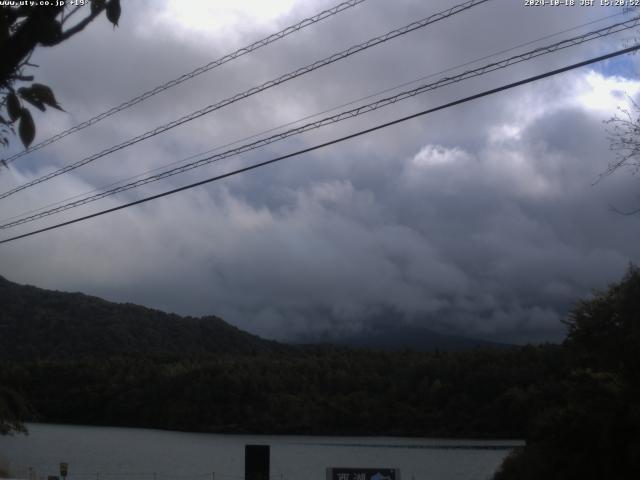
left=60, top=4, right=85, bottom=26
left=58, top=4, right=106, bottom=42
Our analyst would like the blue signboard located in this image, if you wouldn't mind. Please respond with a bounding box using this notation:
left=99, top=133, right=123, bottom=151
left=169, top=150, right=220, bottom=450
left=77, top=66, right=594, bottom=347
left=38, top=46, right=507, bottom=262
left=327, top=468, right=399, bottom=480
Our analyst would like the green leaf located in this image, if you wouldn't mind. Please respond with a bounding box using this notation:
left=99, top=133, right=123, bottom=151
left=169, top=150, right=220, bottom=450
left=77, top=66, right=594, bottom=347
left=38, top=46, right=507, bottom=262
left=106, top=0, right=121, bottom=27
left=91, top=0, right=106, bottom=15
left=28, top=83, right=63, bottom=111
left=18, top=87, right=46, bottom=112
left=18, top=108, right=35, bottom=148
left=6, top=93, right=21, bottom=122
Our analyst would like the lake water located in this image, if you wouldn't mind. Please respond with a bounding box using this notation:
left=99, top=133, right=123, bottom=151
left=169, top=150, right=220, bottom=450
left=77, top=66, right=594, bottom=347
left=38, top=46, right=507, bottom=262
left=0, top=424, right=522, bottom=480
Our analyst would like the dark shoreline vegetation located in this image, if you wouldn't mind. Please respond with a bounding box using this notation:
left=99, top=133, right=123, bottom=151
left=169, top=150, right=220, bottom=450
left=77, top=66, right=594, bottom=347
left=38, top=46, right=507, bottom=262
left=1, top=266, right=639, bottom=479
left=0, top=346, right=566, bottom=438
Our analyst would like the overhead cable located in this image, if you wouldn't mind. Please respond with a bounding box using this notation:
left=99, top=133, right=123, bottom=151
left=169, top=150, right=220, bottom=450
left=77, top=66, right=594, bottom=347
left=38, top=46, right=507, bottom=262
left=2, top=16, right=638, bottom=230
left=1, top=0, right=368, bottom=165
left=2, top=9, right=626, bottom=225
left=1, top=44, right=638, bottom=245
left=0, top=0, right=491, bottom=200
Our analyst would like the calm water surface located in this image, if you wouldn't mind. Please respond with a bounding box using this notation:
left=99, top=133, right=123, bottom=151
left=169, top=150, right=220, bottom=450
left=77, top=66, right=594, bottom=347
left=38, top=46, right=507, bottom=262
left=0, top=424, right=523, bottom=480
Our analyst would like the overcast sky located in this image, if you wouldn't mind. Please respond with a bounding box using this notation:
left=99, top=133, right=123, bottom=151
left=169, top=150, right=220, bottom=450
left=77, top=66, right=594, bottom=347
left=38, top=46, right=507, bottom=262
left=1, top=0, right=639, bottom=343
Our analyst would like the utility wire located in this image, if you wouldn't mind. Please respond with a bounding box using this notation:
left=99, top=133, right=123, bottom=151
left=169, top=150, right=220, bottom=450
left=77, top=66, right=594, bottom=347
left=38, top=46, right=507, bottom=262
left=1, top=0, right=367, bottom=165
left=2, top=16, right=638, bottom=230
left=1, top=9, right=626, bottom=226
left=1, top=44, right=638, bottom=246
left=0, top=0, right=491, bottom=201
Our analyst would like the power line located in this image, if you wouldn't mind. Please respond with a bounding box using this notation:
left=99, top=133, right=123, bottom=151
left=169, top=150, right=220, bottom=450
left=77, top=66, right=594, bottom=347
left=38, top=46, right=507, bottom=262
left=0, top=0, right=492, bottom=201
left=1, top=0, right=368, bottom=165
left=2, top=16, right=638, bottom=231
left=1, top=44, right=637, bottom=246
left=2, top=10, right=626, bottom=226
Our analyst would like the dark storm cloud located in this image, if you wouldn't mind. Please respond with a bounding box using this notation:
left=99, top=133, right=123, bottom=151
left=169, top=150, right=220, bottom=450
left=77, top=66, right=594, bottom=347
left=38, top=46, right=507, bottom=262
left=1, top=0, right=639, bottom=343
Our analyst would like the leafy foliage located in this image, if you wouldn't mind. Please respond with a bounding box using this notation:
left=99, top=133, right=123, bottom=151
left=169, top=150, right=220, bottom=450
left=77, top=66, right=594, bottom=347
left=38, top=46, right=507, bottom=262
left=494, top=265, right=640, bottom=480
left=0, top=1, right=120, bottom=151
left=106, top=0, right=121, bottom=27
left=0, top=386, right=30, bottom=435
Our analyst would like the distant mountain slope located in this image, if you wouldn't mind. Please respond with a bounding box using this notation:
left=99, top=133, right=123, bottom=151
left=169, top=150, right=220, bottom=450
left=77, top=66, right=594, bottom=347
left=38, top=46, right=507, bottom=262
left=0, top=275, right=282, bottom=360
left=331, top=324, right=510, bottom=351
left=0, top=275, right=510, bottom=360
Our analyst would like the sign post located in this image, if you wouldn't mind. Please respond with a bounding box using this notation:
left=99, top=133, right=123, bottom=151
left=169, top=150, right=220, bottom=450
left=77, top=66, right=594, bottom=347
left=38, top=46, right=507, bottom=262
left=245, top=445, right=270, bottom=480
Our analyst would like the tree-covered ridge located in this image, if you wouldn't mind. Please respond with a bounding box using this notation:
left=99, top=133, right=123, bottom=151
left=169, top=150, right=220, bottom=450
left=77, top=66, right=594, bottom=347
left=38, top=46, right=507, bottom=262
left=0, top=273, right=560, bottom=439
left=1, top=267, right=639, bottom=478
left=0, top=275, right=282, bottom=360
left=0, top=345, right=566, bottom=438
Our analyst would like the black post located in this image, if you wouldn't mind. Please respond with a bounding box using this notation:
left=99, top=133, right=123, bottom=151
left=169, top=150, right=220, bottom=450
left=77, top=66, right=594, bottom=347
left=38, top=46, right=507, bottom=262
left=245, top=445, right=270, bottom=480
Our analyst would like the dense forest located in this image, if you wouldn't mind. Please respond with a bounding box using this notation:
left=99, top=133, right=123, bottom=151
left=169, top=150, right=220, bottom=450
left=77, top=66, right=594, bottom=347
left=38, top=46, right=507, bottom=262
left=1, top=267, right=639, bottom=479
left=0, top=346, right=566, bottom=438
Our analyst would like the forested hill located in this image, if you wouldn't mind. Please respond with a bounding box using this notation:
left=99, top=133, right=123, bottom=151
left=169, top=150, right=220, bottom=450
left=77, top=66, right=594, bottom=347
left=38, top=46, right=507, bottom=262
left=0, top=275, right=282, bottom=360
left=2, top=268, right=638, bottom=476
left=0, top=275, right=510, bottom=359
left=311, top=322, right=510, bottom=352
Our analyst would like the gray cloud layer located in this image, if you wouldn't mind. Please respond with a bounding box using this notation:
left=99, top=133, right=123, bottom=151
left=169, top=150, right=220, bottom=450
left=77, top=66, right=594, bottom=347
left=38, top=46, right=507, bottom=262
left=1, top=0, right=639, bottom=343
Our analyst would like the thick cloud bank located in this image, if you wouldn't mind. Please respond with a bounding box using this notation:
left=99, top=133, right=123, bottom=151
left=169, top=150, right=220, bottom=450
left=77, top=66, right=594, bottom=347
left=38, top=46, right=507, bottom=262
left=1, top=0, right=639, bottom=343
